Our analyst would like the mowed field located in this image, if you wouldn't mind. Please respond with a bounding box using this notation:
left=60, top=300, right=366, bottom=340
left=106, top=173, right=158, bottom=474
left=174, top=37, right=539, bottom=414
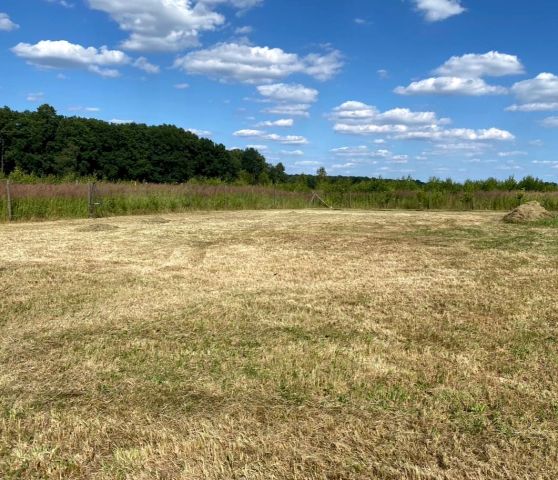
left=1, top=209, right=558, bottom=479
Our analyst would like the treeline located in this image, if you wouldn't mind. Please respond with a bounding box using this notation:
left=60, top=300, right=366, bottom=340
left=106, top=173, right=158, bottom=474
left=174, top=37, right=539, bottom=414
left=1, top=105, right=557, bottom=193
left=291, top=174, right=558, bottom=193
left=0, top=105, right=286, bottom=184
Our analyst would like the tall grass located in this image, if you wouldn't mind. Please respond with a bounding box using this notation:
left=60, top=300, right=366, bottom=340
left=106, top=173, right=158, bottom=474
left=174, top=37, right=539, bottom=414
left=2, top=181, right=558, bottom=222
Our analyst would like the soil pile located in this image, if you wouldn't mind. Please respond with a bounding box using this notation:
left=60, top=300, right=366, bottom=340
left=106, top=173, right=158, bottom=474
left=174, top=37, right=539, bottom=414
left=503, top=201, right=554, bottom=223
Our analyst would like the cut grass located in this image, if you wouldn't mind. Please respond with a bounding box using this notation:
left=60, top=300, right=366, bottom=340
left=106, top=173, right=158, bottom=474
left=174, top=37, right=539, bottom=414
left=1, top=210, right=558, bottom=479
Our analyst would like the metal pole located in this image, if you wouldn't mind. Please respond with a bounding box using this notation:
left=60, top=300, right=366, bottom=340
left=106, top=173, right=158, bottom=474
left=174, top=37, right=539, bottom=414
left=6, top=180, right=12, bottom=221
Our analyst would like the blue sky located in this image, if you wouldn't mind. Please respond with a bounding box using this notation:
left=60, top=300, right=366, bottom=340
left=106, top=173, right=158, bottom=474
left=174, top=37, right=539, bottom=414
left=1, top=0, right=558, bottom=181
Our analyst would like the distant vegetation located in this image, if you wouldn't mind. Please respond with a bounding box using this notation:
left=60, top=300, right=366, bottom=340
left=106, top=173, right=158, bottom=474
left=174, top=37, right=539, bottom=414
left=2, top=105, right=558, bottom=194
left=2, top=105, right=558, bottom=222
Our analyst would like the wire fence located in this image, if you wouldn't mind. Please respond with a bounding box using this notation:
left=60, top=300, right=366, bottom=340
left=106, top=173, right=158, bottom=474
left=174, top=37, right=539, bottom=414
left=2, top=180, right=558, bottom=222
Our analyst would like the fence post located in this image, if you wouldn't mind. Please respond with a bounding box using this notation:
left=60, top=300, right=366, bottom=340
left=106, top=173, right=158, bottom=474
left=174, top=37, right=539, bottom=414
left=6, top=179, right=12, bottom=221
left=88, top=182, right=95, bottom=218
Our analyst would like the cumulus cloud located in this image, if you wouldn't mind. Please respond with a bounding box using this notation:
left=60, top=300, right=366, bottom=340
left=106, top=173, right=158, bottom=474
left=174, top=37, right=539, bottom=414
left=185, top=128, right=212, bottom=137
left=506, top=102, right=558, bottom=112
left=330, top=101, right=449, bottom=126
left=256, top=83, right=319, bottom=119
left=133, top=56, right=160, bottom=74
left=262, top=104, right=312, bottom=117
left=0, top=12, right=19, bottom=31
left=12, top=40, right=131, bottom=77
left=394, top=128, right=514, bottom=141
left=395, top=77, right=507, bottom=96
left=257, top=83, right=319, bottom=103
left=329, top=100, right=514, bottom=143
left=331, top=146, right=393, bottom=159
left=234, top=129, right=308, bottom=144
left=508, top=73, right=558, bottom=111
left=396, top=51, right=521, bottom=96
left=280, top=149, right=304, bottom=156
left=174, top=43, right=343, bottom=84
left=498, top=151, right=527, bottom=157
left=414, top=0, right=465, bottom=22
left=87, top=0, right=260, bottom=51
left=256, top=118, right=294, bottom=127
left=434, top=51, right=524, bottom=78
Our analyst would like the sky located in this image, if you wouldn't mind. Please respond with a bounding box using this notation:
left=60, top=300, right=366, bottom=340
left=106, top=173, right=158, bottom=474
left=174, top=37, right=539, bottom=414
left=1, top=0, right=558, bottom=181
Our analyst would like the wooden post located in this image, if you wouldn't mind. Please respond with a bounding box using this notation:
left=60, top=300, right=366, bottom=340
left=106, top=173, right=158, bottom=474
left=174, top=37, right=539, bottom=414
left=6, top=180, right=12, bottom=221
left=88, top=183, right=95, bottom=218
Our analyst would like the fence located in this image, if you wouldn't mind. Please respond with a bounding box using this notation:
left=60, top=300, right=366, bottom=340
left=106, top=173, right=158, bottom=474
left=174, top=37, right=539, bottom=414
left=2, top=180, right=558, bottom=222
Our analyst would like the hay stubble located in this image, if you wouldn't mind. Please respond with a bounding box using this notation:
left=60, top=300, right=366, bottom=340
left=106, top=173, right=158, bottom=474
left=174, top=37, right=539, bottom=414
left=1, top=210, right=557, bottom=479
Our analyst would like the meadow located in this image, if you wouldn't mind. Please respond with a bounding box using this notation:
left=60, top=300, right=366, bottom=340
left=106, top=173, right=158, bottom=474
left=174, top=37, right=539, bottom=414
left=3, top=181, right=558, bottom=222
left=1, top=209, right=557, bottom=479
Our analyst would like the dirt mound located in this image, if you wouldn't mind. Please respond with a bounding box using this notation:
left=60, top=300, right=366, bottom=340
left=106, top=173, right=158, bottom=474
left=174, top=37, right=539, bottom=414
left=142, top=217, right=171, bottom=224
left=503, top=201, right=554, bottom=223
left=77, top=224, right=119, bottom=232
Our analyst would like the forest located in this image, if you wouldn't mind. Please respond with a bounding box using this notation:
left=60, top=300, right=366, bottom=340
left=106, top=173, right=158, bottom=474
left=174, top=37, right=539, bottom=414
left=0, top=104, right=286, bottom=185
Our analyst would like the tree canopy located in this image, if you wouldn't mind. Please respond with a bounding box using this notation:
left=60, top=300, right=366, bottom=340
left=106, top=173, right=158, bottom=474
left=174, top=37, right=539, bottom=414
left=0, top=105, right=283, bottom=184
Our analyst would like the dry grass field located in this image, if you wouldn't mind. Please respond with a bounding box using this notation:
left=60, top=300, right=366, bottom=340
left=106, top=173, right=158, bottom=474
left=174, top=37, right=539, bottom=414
left=1, top=209, right=558, bottom=479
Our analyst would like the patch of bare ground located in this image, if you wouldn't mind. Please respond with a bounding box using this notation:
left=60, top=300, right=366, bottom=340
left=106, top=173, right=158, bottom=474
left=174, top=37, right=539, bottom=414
left=1, top=210, right=558, bottom=479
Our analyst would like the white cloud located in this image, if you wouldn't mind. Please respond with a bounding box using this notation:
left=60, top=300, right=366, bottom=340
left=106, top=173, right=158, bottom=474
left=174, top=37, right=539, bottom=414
left=27, top=92, right=45, bottom=102
left=186, top=128, right=212, bottom=137
left=110, top=119, right=134, bottom=124
left=395, top=51, right=522, bottom=96
left=295, top=160, right=320, bottom=166
left=68, top=106, right=101, bottom=112
left=257, top=83, right=319, bottom=103
left=377, top=69, right=389, bottom=79
left=256, top=118, right=294, bottom=127
left=394, top=128, right=514, bottom=141
left=280, top=149, right=304, bottom=156
left=510, top=73, right=558, bottom=104
left=45, top=0, right=74, bottom=7
left=133, top=56, right=160, bottom=74
left=174, top=43, right=343, bottom=84
left=174, top=83, right=190, bottom=89
left=263, top=104, right=312, bottom=117
left=234, top=26, right=253, bottom=35
left=12, top=40, right=130, bottom=77
left=87, top=0, right=258, bottom=52
left=541, top=116, right=558, bottom=128
left=330, top=101, right=448, bottom=125
left=395, top=77, right=507, bottom=96
left=0, top=12, right=19, bottom=31
left=233, top=129, right=308, bottom=144
left=414, top=0, right=465, bottom=22
left=498, top=151, right=527, bottom=157
left=506, top=102, right=558, bottom=112
left=434, top=51, right=524, bottom=78
left=331, top=146, right=392, bottom=158
left=329, top=100, right=514, bottom=143
left=246, top=144, right=268, bottom=150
